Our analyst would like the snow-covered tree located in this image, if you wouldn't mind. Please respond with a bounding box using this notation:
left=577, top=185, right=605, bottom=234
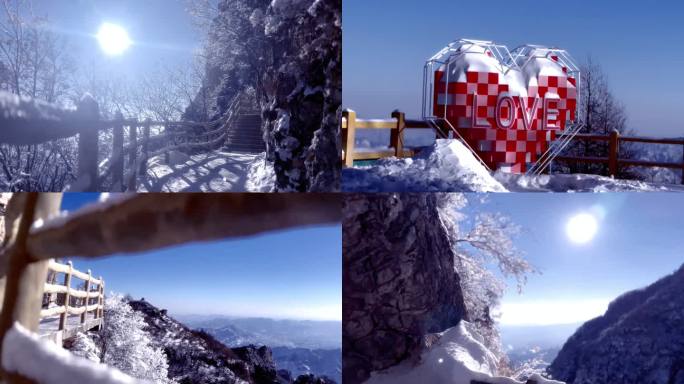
left=101, top=293, right=174, bottom=384
left=437, top=194, right=536, bottom=371
left=70, top=332, right=102, bottom=362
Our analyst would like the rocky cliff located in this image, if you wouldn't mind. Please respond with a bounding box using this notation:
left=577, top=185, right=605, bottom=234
left=187, top=0, right=341, bottom=192
left=342, top=193, right=468, bottom=384
left=129, top=299, right=336, bottom=384
left=548, top=263, right=684, bottom=384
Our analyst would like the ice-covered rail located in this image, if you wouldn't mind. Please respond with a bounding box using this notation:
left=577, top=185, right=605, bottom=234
left=341, top=109, right=684, bottom=184
left=40, top=260, right=105, bottom=345
left=0, top=193, right=340, bottom=384
left=0, top=90, right=245, bottom=191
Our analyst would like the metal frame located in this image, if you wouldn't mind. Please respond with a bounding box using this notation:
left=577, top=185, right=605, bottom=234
left=421, top=39, right=584, bottom=175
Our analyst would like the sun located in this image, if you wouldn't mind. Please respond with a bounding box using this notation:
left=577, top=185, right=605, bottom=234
left=566, top=213, right=598, bottom=244
left=97, top=23, right=132, bottom=56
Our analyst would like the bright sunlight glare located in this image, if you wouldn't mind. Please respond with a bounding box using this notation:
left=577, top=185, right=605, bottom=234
left=566, top=213, right=598, bottom=244
left=500, top=299, right=609, bottom=326
left=97, top=23, right=132, bottom=56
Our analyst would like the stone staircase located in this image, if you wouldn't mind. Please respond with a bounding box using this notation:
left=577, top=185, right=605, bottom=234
left=222, top=96, right=266, bottom=154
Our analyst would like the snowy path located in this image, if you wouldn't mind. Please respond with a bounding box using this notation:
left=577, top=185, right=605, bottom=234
left=138, top=150, right=274, bottom=192
left=39, top=313, right=97, bottom=335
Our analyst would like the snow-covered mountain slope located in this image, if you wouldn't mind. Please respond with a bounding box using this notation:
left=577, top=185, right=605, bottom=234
left=128, top=300, right=336, bottom=384
left=548, top=263, right=684, bottom=383
left=365, top=321, right=562, bottom=384
left=342, top=139, right=684, bottom=192
left=177, top=316, right=341, bottom=383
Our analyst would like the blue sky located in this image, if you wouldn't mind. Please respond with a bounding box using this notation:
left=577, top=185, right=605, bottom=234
left=463, top=193, right=684, bottom=325
left=60, top=194, right=342, bottom=321
left=33, top=0, right=199, bottom=81
left=343, top=0, right=684, bottom=137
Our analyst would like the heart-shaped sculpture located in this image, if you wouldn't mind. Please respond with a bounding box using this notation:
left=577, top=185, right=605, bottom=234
left=429, top=40, right=579, bottom=173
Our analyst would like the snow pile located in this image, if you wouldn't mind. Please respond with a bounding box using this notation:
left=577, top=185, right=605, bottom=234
left=342, top=140, right=684, bottom=192
left=365, top=321, right=562, bottom=384
left=342, top=139, right=507, bottom=192
left=245, top=152, right=276, bottom=192
left=494, top=172, right=684, bottom=192
left=2, top=322, right=142, bottom=384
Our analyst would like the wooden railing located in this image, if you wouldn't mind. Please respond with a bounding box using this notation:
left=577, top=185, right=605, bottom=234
left=0, top=193, right=341, bottom=383
left=342, top=109, right=684, bottom=183
left=40, top=260, right=104, bottom=344
left=0, top=91, right=245, bottom=191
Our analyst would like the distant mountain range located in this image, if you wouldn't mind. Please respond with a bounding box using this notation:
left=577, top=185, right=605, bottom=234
left=176, top=315, right=342, bottom=383
left=500, top=323, right=581, bottom=370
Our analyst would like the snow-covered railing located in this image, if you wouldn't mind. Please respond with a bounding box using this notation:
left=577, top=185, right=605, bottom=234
left=0, top=90, right=245, bottom=192
left=554, top=131, right=684, bottom=183
left=342, top=109, right=684, bottom=183
left=41, top=260, right=105, bottom=345
left=0, top=193, right=340, bottom=384
left=342, top=109, right=433, bottom=167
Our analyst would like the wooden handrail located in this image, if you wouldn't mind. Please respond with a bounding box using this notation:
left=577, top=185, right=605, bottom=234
left=342, top=109, right=684, bottom=184
left=41, top=260, right=105, bottom=337
left=0, top=91, right=247, bottom=192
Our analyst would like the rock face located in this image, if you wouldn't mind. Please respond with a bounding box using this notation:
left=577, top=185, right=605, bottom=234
left=342, top=193, right=468, bottom=384
left=259, top=0, right=341, bottom=192
left=187, top=0, right=341, bottom=192
left=548, top=263, right=684, bottom=384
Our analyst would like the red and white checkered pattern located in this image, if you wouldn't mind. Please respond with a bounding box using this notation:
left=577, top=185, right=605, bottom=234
left=433, top=69, right=577, bottom=173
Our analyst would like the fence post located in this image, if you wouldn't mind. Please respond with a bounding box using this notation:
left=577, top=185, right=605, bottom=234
left=58, top=261, right=73, bottom=331
left=81, top=270, right=91, bottom=325
left=138, top=119, right=151, bottom=177
left=681, top=142, right=684, bottom=185
left=608, top=129, right=619, bottom=177
left=127, top=122, right=138, bottom=191
left=391, top=111, right=406, bottom=157
left=99, top=280, right=105, bottom=329
left=112, top=111, right=125, bottom=192
left=77, top=95, right=100, bottom=191
left=342, top=110, right=356, bottom=167
left=0, top=194, right=62, bottom=378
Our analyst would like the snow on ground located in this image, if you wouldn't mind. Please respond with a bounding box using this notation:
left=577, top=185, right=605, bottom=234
left=365, top=321, right=562, bottom=384
left=342, top=140, right=507, bottom=192
left=245, top=152, right=276, bottom=192
left=494, top=172, right=684, bottom=192
left=39, top=313, right=97, bottom=335
left=343, top=139, right=684, bottom=193
left=2, top=322, right=143, bottom=384
left=139, top=150, right=275, bottom=192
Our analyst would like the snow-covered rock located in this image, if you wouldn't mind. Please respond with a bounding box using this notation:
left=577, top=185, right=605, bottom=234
left=365, top=321, right=563, bottom=384
left=342, top=139, right=507, bottom=192
left=343, top=193, right=468, bottom=383
left=549, top=263, right=684, bottom=384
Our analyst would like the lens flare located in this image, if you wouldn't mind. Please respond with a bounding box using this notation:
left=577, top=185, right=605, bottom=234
left=566, top=213, right=598, bottom=244
left=97, top=23, right=132, bottom=56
